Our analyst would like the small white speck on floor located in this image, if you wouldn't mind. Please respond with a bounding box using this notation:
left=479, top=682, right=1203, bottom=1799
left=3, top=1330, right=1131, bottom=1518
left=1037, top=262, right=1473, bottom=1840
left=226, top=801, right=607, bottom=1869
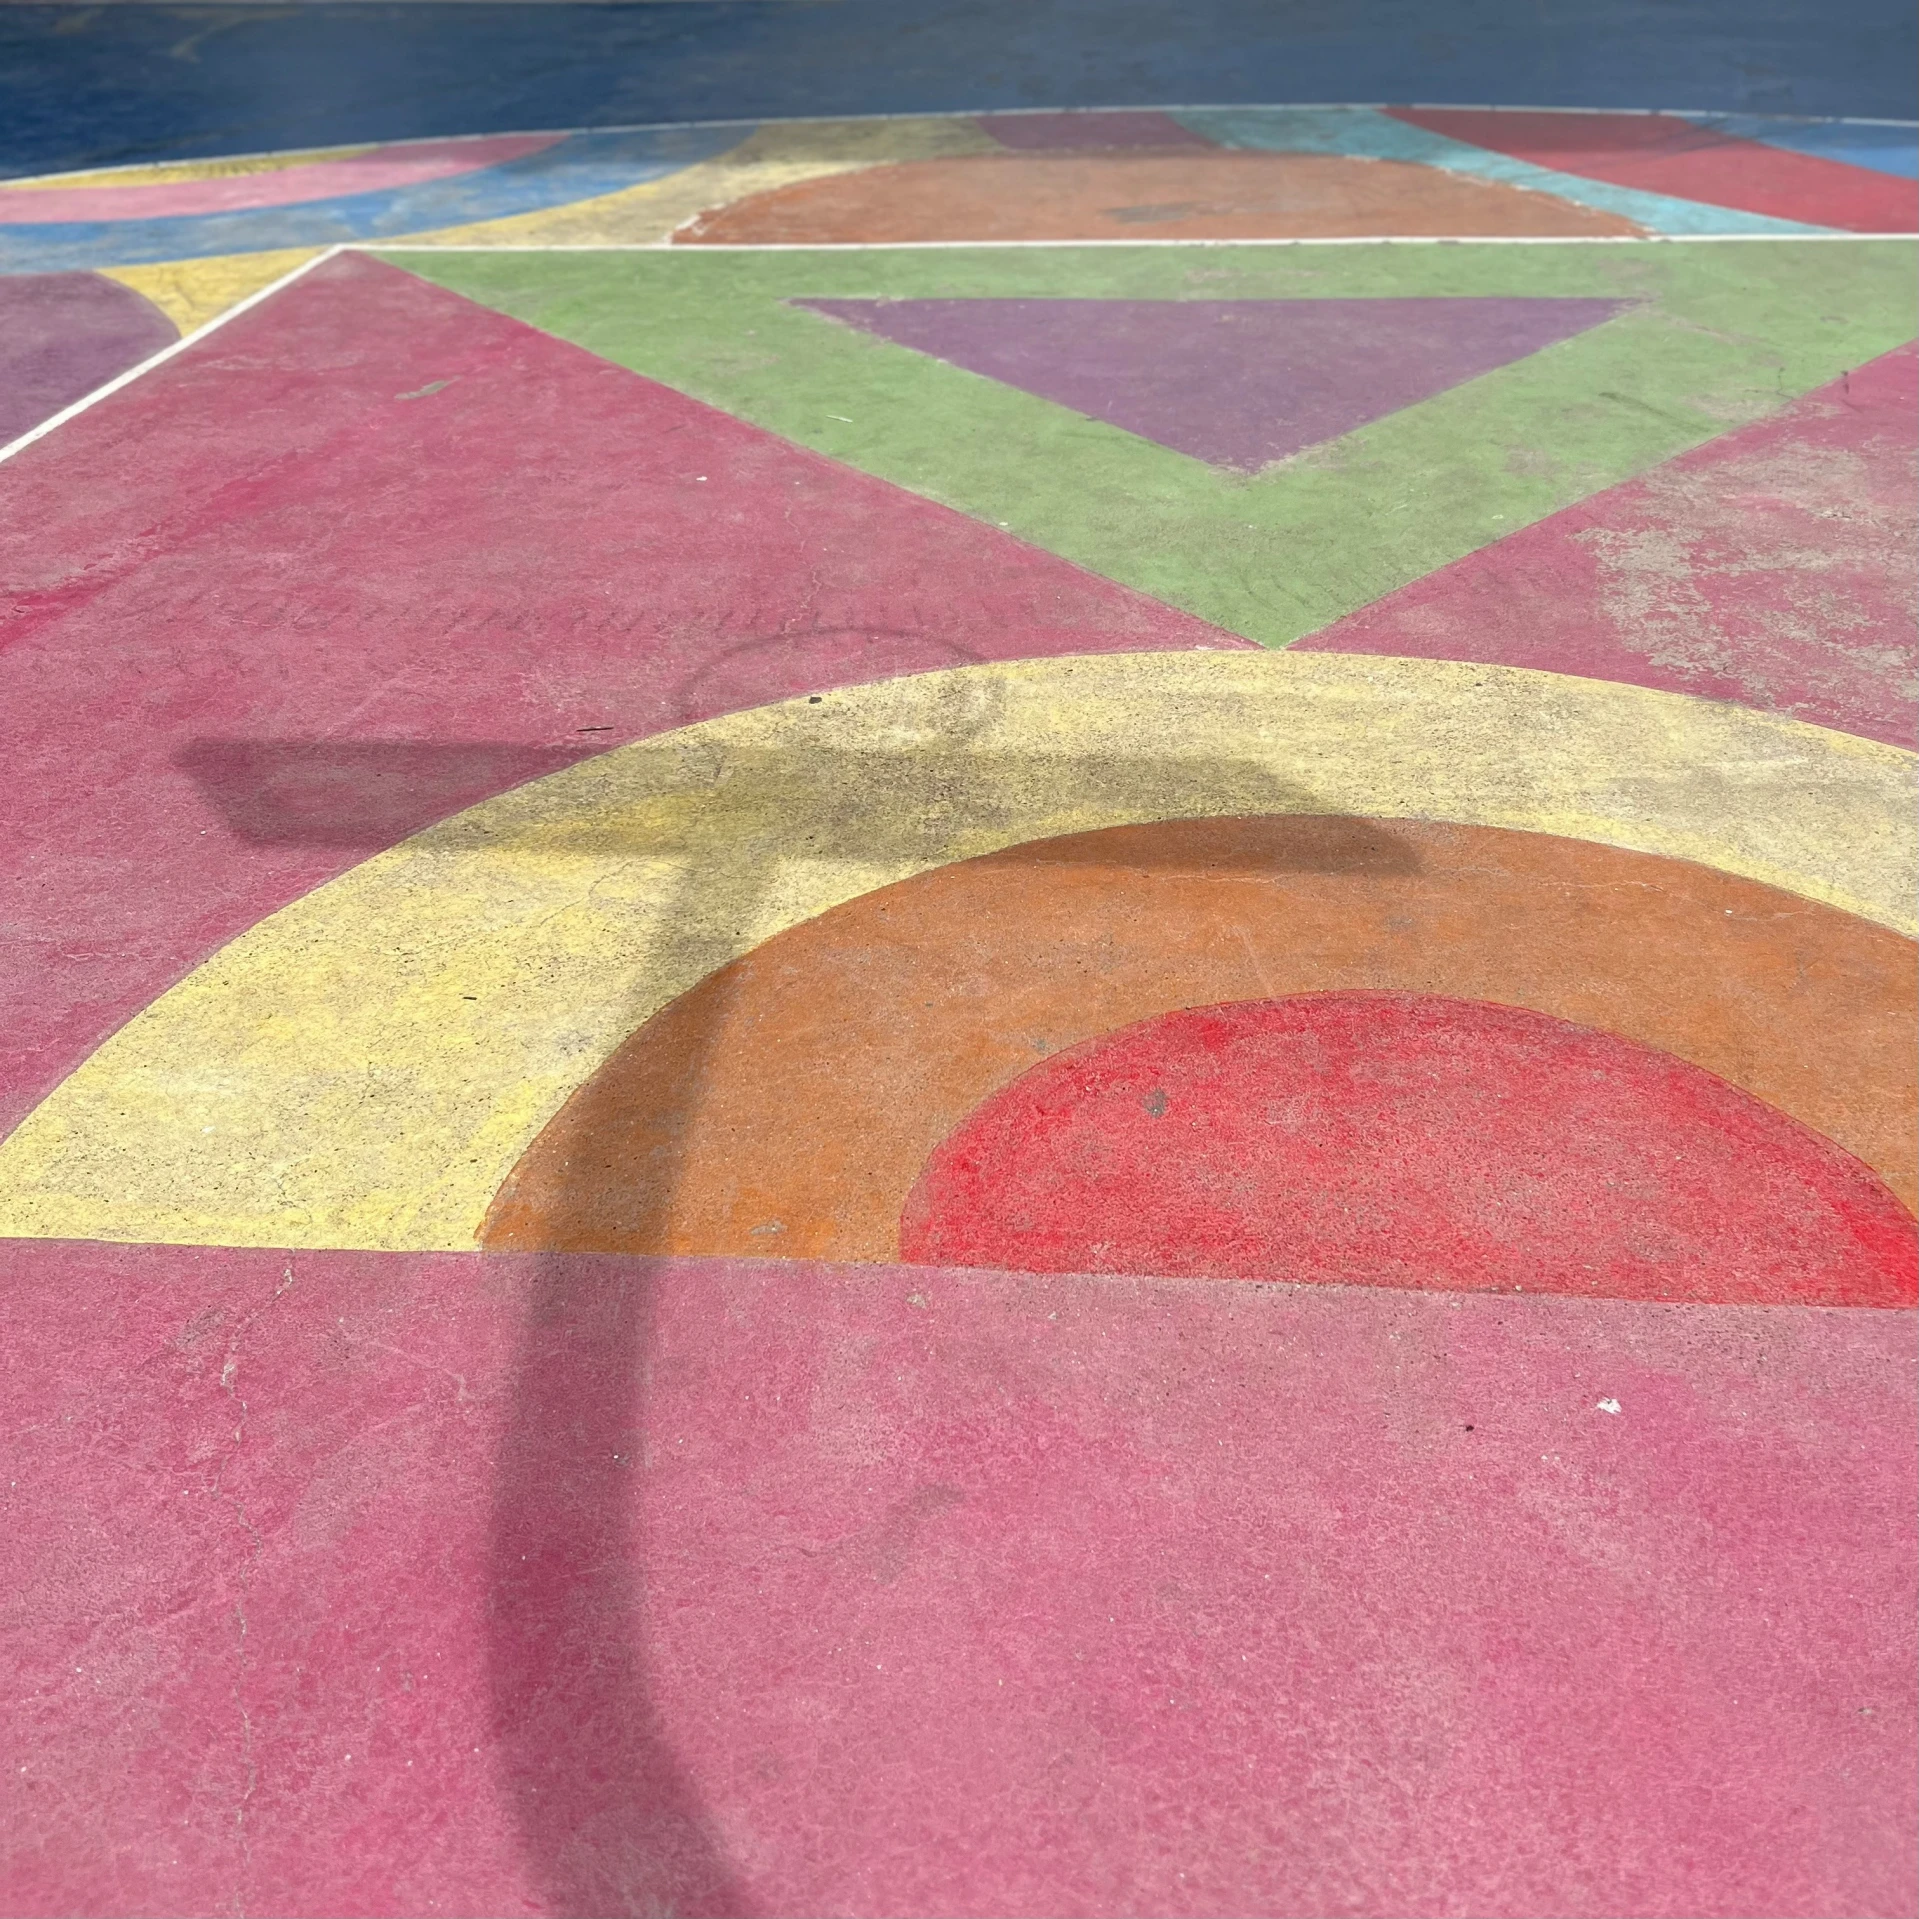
left=1595, top=1398, right=1622, bottom=1415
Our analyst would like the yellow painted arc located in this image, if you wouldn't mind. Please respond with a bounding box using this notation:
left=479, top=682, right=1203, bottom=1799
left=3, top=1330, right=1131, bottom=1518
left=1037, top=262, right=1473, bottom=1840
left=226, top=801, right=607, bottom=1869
left=0, top=651, right=1908, bottom=1252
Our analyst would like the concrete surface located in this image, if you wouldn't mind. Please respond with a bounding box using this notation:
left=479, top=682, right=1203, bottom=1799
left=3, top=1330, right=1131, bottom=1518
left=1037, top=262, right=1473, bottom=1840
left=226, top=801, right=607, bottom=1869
left=1, top=45, right=1914, bottom=1919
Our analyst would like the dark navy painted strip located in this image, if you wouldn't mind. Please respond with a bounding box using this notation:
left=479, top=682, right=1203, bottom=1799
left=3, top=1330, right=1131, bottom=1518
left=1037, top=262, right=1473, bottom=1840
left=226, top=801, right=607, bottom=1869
left=1, top=0, right=1913, bottom=183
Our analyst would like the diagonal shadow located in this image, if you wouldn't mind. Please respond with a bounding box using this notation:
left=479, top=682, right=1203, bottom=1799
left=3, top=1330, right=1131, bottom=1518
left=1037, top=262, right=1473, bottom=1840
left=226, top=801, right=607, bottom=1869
left=181, top=716, right=1425, bottom=1917
left=177, top=738, right=600, bottom=846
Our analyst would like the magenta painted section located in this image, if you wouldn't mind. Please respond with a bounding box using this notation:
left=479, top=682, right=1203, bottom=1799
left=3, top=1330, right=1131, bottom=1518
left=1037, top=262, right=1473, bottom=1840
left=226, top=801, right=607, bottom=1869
left=797, top=296, right=1629, bottom=471
left=0, top=268, right=175, bottom=441
left=0, top=134, right=562, bottom=223
left=2, top=1238, right=1912, bottom=1918
left=0, top=252, right=1245, bottom=1138
left=1300, top=342, right=1919, bottom=747
left=901, top=993, right=1919, bottom=1305
left=973, top=109, right=1216, bottom=150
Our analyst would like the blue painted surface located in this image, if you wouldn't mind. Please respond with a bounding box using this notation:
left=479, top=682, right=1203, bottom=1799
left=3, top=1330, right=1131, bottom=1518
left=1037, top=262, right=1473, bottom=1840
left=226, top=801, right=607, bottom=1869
left=1689, top=114, right=1919, bottom=178
left=1, top=0, right=1914, bottom=182
left=1177, top=105, right=1835, bottom=234
left=0, top=125, right=743, bottom=271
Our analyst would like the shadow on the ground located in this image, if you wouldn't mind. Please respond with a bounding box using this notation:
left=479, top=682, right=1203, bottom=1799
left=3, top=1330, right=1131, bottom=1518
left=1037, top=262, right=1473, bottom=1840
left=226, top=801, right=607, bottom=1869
left=187, top=709, right=1425, bottom=1917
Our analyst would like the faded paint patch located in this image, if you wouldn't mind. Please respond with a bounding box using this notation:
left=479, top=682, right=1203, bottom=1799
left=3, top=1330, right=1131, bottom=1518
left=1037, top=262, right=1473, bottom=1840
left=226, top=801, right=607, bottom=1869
left=1305, top=343, right=1918, bottom=745
left=100, top=245, right=321, bottom=334
left=899, top=993, right=1916, bottom=1303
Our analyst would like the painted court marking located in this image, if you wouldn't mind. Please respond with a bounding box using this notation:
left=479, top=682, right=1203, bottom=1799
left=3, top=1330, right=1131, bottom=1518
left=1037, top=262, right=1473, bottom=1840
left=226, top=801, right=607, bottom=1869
left=481, top=818, right=1917, bottom=1263
left=0, top=243, right=340, bottom=463
left=0, top=652, right=1906, bottom=1251
left=900, top=992, right=1916, bottom=1304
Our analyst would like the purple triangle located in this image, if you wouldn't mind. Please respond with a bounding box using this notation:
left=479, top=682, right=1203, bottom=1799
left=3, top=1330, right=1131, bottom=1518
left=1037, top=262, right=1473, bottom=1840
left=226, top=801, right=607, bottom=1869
left=794, top=297, right=1629, bottom=472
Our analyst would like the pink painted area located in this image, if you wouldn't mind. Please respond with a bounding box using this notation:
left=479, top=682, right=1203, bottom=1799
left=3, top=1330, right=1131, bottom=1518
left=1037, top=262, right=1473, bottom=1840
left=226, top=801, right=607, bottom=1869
left=2, top=1239, right=1911, bottom=1917
left=0, top=251, right=1244, bottom=1138
left=1301, top=343, right=1919, bottom=747
left=902, top=993, right=1918, bottom=1304
left=1388, top=109, right=1918, bottom=232
left=974, top=109, right=1215, bottom=151
left=0, top=134, right=561, bottom=224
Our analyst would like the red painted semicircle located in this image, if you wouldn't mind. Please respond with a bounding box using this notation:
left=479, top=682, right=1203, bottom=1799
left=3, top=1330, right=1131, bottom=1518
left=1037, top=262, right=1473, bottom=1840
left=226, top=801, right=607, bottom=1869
left=900, top=992, right=1918, bottom=1306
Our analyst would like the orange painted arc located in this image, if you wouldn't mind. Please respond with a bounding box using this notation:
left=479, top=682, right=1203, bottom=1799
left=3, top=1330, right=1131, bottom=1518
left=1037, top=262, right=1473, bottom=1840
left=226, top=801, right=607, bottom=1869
left=675, top=151, right=1645, bottom=243
left=482, top=816, right=1917, bottom=1261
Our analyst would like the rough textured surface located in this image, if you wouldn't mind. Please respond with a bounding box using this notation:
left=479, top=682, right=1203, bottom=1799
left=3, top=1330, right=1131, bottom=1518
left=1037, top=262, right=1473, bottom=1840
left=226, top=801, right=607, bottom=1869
left=98, top=244, right=319, bottom=335
left=401, top=240, right=1918, bottom=650
left=2, top=1240, right=1913, bottom=1919
left=2, top=67, right=1916, bottom=1915
left=976, top=108, right=1216, bottom=151
left=484, top=819, right=1919, bottom=1261
left=0, top=125, right=744, bottom=273
left=4, top=0, right=1914, bottom=180
left=0, top=134, right=561, bottom=223
left=1304, top=341, right=1919, bottom=746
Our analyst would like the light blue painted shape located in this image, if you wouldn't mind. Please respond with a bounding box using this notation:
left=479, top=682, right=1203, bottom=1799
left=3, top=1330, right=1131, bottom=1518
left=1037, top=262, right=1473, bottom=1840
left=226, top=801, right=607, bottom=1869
left=1174, top=105, right=1838, bottom=235
left=1687, top=114, right=1919, bottom=179
left=0, top=123, right=745, bottom=272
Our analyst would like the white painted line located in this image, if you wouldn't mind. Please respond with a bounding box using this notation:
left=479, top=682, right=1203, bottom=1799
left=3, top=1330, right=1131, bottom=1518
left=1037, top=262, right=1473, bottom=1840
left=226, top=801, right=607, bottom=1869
left=0, top=244, right=343, bottom=467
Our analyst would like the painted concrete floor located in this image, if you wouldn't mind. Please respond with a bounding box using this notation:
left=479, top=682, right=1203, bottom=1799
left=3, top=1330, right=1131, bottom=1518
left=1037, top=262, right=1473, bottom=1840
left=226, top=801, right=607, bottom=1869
left=1, top=46, right=1915, bottom=1919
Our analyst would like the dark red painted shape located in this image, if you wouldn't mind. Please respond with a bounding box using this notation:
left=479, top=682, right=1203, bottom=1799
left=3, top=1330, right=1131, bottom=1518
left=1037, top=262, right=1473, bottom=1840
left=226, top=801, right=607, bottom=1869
left=1301, top=342, right=1918, bottom=748
left=1389, top=108, right=1919, bottom=232
left=0, top=251, right=1245, bottom=1138
left=902, top=992, right=1919, bottom=1304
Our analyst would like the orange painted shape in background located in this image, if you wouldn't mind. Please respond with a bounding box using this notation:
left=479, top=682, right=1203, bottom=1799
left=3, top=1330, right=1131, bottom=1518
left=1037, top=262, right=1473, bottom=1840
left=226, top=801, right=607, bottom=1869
left=674, top=151, right=1644, bottom=243
left=482, top=817, right=1917, bottom=1263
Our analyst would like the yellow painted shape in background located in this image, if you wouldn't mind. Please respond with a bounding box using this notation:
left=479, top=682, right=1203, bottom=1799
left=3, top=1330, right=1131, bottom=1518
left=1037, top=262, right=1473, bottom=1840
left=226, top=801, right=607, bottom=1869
left=395, top=115, right=998, bottom=248
left=0, top=652, right=1908, bottom=1251
left=100, top=248, right=322, bottom=336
